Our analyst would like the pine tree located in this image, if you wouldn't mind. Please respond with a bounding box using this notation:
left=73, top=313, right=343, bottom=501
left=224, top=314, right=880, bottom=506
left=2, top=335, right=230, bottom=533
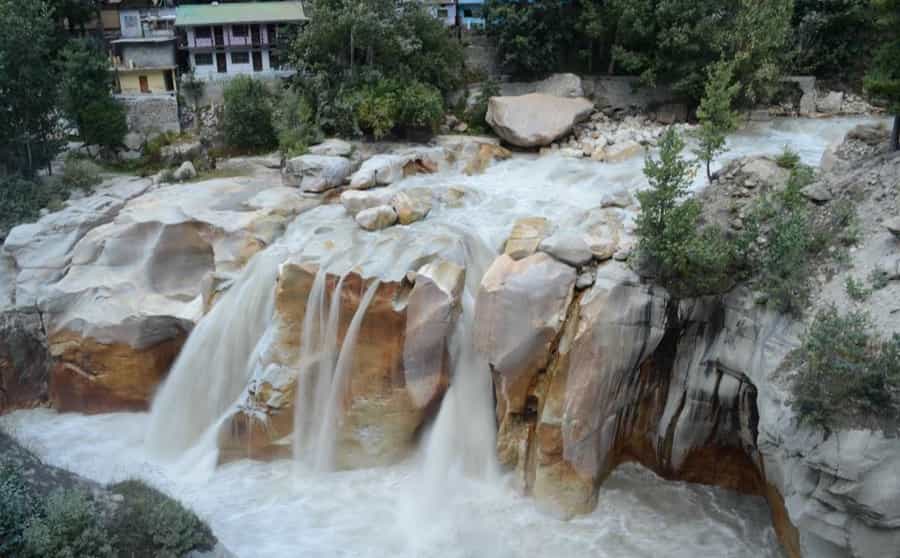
left=864, top=0, right=900, bottom=151
left=694, top=60, right=741, bottom=181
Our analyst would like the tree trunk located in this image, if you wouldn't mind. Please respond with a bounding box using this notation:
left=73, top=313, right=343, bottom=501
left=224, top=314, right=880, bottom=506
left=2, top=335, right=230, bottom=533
left=892, top=115, right=899, bottom=152
left=706, top=159, right=712, bottom=182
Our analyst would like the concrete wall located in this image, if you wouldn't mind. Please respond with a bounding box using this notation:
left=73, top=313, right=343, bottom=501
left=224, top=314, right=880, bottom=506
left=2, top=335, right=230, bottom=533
left=118, top=94, right=180, bottom=136
left=186, top=74, right=286, bottom=106
left=120, top=42, right=176, bottom=68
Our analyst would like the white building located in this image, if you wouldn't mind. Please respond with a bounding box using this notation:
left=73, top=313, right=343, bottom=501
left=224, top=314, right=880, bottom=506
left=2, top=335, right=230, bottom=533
left=175, top=1, right=307, bottom=80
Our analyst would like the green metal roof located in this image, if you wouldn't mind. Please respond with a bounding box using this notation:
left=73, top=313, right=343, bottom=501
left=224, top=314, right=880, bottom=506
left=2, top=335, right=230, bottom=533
left=175, top=1, right=307, bottom=27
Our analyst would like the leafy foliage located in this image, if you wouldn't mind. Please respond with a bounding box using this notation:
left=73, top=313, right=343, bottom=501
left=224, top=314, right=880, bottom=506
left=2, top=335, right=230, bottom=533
left=287, top=0, right=464, bottom=137
left=792, top=306, right=900, bottom=433
left=223, top=76, right=277, bottom=152
left=0, top=0, right=63, bottom=176
left=0, top=462, right=40, bottom=556
left=78, top=97, right=127, bottom=150
left=864, top=0, right=900, bottom=150
left=694, top=60, right=741, bottom=181
left=634, top=128, right=736, bottom=296
left=484, top=0, right=575, bottom=79
left=465, top=79, right=502, bottom=133
left=62, top=157, right=103, bottom=190
left=22, top=489, right=114, bottom=558
left=108, top=480, right=215, bottom=558
left=273, top=87, right=322, bottom=157
left=790, top=0, right=875, bottom=79
left=775, top=145, right=802, bottom=169
left=845, top=276, right=871, bottom=301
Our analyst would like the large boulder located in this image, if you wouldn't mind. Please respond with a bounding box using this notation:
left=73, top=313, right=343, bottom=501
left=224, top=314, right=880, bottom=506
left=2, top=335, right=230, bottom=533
left=348, top=149, right=442, bottom=190
left=355, top=205, right=398, bottom=231
left=391, top=189, right=432, bottom=225
left=487, top=94, right=595, bottom=148
left=218, top=260, right=464, bottom=466
left=282, top=154, right=352, bottom=192
left=309, top=138, right=353, bottom=158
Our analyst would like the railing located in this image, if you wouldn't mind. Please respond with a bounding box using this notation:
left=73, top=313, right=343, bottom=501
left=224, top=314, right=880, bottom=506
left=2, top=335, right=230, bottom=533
left=178, top=34, right=271, bottom=49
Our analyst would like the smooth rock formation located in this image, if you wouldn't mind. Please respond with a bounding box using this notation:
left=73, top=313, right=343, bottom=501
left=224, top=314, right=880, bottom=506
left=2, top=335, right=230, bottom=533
left=340, top=189, right=394, bottom=217
left=474, top=252, right=576, bottom=478
left=599, top=189, right=635, bottom=209
left=391, top=189, right=432, bottom=225
left=174, top=160, right=197, bottom=181
left=2, top=175, right=315, bottom=412
left=309, top=138, right=353, bottom=158
left=886, top=217, right=900, bottom=238
left=283, top=154, right=352, bottom=192
left=218, top=261, right=464, bottom=466
left=0, top=310, right=51, bottom=412
left=538, top=230, right=593, bottom=267
left=487, top=94, right=594, bottom=148
left=349, top=150, right=441, bottom=190
left=356, top=205, right=398, bottom=231
left=463, top=143, right=512, bottom=175
left=504, top=217, right=554, bottom=260
left=591, top=140, right=643, bottom=163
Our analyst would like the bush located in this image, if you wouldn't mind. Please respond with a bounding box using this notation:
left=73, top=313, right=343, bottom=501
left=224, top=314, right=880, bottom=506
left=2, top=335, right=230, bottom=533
left=108, top=480, right=215, bottom=558
left=273, top=87, right=321, bottom=157
left=22, top=489, right=113, bottom=558
left=634, top=128, right=737, bottom=297
left=356, top=79, right=444, bottom=139
left=845, top=276, right=871, bottom=301
left=223, top=76, right=277, bottom=152
left=1, top=462, right=39, bottom=556
left=775, top=145, right=801, bottom=169
left=792, top=305, right=900, bottom=433
left=0, top=176, right=51, bottom=235
left=62, top=157, right=103, bottom=190
left=465, top=79, right=501, bottom=133
left=79, top=96, right=128, bottom=149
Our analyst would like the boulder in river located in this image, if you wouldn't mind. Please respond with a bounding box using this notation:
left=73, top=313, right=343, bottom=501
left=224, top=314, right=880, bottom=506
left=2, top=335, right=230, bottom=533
left=486, top=93, right=594, bottom=148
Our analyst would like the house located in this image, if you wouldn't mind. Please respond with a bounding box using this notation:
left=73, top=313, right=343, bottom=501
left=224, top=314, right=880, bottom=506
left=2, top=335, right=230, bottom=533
left=111, top=1, right=178, bottom=95
left=423, top=0, right=486, bottom=30
left=175, top=1, right=307, bottom=80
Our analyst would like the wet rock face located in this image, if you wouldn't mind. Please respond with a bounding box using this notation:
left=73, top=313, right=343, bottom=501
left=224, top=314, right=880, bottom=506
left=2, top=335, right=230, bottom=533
left=219, top=260, right=464, bottom=467
left=0, top=310, right=51, bottom=412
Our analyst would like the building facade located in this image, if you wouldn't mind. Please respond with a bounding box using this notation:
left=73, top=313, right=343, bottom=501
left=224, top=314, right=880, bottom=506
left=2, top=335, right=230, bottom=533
left=423, top=0, right=486, bottom=29
left=175, top=1, right=307, bottom=80
left=111, top=2, right=178, bottom=95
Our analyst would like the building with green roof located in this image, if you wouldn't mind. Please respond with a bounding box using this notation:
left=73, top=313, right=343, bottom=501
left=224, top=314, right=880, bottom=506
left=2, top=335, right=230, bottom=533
left=176, top=1, right=307, bottom=79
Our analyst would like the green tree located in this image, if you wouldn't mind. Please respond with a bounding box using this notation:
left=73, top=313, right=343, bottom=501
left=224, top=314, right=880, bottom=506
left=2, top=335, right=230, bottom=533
left=288, top=0, right=464, bottom=137
left=58, top=39, right=115, bottom=131
left=694, top=60, right=741, bottom=181
left=223, top=76, right=277, bottom=152
left=79, top=97, right=127, bottom=149
left=790, top=0, right=875, bottom=79
left=635, top=128, right=736, bottom=296
left=727, top=0, right=795, bottom=105
left=0, top=0, right=63, bottom=176
left=864, top=0, right=900, bottom=151
left=484, top=0, right=575, bottom=79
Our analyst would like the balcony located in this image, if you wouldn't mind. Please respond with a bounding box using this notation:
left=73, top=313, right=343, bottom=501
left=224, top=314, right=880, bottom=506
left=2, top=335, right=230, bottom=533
left=179, top=34, right=273, bottom=50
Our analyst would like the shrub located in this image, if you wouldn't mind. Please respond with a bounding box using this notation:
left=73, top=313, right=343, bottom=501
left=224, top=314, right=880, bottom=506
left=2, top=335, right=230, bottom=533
left=0, top=176, right=51, bottom=235
left=465, top=79, right=501, bottom=133
left=0, top=462, right=39, bottom=556
left=869, top=266, right=891, bottom=291
left=634, top=128, right=737, bottom=297
left=273, top=88, right=321, bottom=157
left=62, top=157, right=103, bottom=190
left=22, top=489, right=113, bottom=558
left=356, top=79, right=444, bottom=139
left=792, top=305, right=900, bottom=433
left=223, top=76, right=277, bottom=152
left=775, top=145, right=801, bottom=169
left=753, top=208, right=813, bottom=314
left=845, top=276, right=871, bottom=301
left=79, top=96, right=128, bottom=150
left=108, top=480, right=215, bottom=558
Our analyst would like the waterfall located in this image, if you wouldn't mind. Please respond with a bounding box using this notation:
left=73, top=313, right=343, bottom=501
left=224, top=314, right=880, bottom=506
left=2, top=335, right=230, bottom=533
left=292, top=273, right=381, bottom=471
left=145, top=249, right=283, bottom=459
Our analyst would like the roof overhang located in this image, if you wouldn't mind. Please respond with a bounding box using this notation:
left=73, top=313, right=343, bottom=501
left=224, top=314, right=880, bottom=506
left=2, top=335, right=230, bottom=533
left=175, top=1, right=307, bottom=27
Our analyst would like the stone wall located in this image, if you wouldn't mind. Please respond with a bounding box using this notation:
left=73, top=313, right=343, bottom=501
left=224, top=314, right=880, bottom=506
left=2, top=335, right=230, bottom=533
left=118, top=94, right=180, bottom=136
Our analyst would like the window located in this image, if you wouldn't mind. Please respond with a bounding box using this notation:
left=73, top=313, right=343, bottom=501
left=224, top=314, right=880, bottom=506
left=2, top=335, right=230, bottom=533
left=437, top=8, right=448, bottom=18
left=232, top=25, right=248, bottom=37
left=231, top=51, right=250, bottom=64
left=195, top=53, right=213, bottom=66
left=269, top=51, right=281, bottom=70
left=195, top=26, right=211, bottom=39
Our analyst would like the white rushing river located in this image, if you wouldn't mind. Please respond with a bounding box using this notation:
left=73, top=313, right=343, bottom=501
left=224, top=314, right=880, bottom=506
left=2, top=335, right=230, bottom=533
left=3, top=117, right=888, bottom=558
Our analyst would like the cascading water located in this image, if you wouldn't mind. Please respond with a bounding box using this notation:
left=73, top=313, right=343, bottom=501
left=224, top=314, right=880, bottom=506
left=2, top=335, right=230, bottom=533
left=145, top=248, right=284, bottom=459
left=5, top=117, right=882, bottom=558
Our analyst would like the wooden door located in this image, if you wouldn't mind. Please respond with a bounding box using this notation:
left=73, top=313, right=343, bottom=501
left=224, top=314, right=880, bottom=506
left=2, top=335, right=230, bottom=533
left=252, top=51, right=263, bottom=72
left=139, top=75, right=149, bottom=93
left=251, top=25, right=261, bottom=45
left=213, top=26, right=224, bottom=47
left=216, top=52, right=227, bottom=73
